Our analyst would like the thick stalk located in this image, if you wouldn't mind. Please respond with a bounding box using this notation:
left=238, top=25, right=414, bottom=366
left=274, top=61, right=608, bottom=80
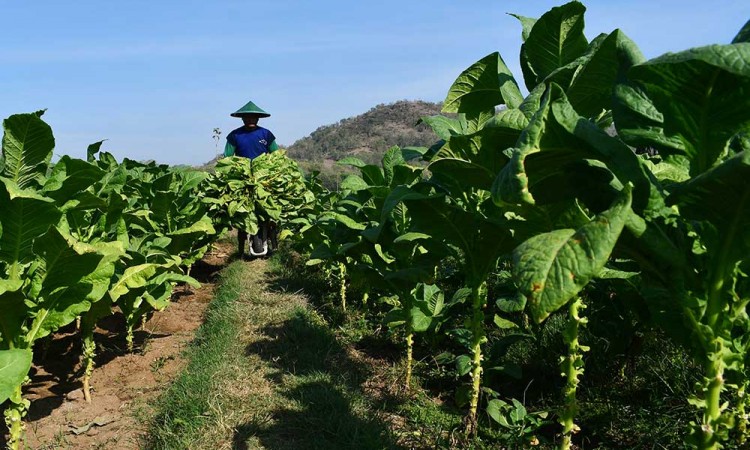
left=405, top=322, right=414, bottom=390
left=338, top=262, right=346, bottom=312
left=466, top=282, right=487, bottom=436
left=4, top=385, right=28, bottom=450
left=126, top=322, right=135, bottom=353
left=362, top=291, right=369, bottom=306
left=697, top=265, right=731, bottom=449
left=560, top=296, right=588, bottom=450
left=699, top=350, right=724, bottom=450
left=81, top=322, right=96, bottom=403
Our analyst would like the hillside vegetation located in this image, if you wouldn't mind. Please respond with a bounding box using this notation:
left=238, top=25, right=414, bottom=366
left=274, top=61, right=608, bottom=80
left=286, top=100, right=442, bottom=164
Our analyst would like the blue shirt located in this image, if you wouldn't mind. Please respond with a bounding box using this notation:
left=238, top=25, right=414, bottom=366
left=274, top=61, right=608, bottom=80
left=225, top=126, right=277, bottom=159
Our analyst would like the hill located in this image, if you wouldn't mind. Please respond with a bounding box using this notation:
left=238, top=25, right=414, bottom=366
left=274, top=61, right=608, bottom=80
left=286, top=100, right=442, bottom=164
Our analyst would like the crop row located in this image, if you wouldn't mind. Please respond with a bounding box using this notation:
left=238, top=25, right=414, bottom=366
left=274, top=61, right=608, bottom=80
left=0, top=112, right=312, bottom=449
left=286, top=3, right=750, bottom=449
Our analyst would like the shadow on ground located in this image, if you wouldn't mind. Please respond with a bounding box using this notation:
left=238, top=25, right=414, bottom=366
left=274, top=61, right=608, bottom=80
left=235, top=284, right=404, bottom=450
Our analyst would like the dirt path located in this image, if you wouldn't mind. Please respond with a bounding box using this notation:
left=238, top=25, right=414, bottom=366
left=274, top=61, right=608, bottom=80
left=0, top=243, right=232, bottom=450
left=146, top=257, right=404, bottom=450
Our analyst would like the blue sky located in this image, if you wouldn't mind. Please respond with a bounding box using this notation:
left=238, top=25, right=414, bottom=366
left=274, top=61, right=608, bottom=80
left=1, top=1, right=748, bottom=165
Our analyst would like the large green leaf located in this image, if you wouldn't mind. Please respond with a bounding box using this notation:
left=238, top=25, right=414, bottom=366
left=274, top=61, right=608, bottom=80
left=428, top=158, right=495, bottom=192
left=510, top=13, right=539, bottom=91
left=382, top=146, right=406, bottom=186
left=0, top=179, right=62, bottom=267
left=442, top=52, right=523, bottom=125
left=0, top=349, right=32, bottom=404
left=668, top=150, right=750, bottom=262
left=566, top=29, right=645, bottom=118
left=340, top=175, right=369, bottom=192
left=524, top=1, right=588, bottom=84
left=406, top=195, right=514, bottom=287
left=109, top=263, right=159, bottom=301
left=494, top=85, right=663, bottom=215
left=412, top=283, right=444, bottom=332
left=24, top=227, right=112, bottom=342
left=43, top=156, right=105, bottom=203
left=614, top=43, right=750, bottom=176
left=1, top=112, right=55, bottom=189
left=514, top=187, right=632, bottom=323
left=336, top=156, right=367, bottom=168
left=433, top=126, right=516, bottom=177
left=419, top=115, right=468, bottom=140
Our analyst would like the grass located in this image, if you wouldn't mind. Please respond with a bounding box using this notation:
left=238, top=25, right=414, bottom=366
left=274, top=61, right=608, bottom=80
left=145, top=256, right=401, bottom=449
left=145, top=261, right=246, bottom=449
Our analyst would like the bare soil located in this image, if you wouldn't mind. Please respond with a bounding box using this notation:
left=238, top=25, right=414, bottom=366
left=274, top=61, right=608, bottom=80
left=1, top=243, right=232, bottom=450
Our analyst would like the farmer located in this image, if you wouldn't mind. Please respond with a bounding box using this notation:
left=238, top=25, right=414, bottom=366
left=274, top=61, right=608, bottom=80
left=224, top=100, right=279, bottom=256
left=224, top=100, right=278, bottom=158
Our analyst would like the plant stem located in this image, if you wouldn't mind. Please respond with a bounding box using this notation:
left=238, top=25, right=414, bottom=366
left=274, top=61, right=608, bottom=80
left=699, top=349, right=724, bottom=450
left=81, top=322, right=96, bottom=403
left=126, top=323, right=135, bottom=353
left=697, top=263, right=731, bottom=449
left=338, top=262, right=346, bottom=313
left=466, top=282, right=487, bottom=436
left=3, top=385, right=28, bottom=450
left=560, top=296, right=588, bottom=450
left=405, top=323, right=414, bottom=391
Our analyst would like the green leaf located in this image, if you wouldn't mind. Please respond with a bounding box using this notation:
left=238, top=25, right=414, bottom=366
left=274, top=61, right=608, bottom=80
left=406, top=195, right=515, bottom=287
left=2, top=113, right=55, bottom=189
left=443, top=52, right=523, bottom=121
left=86, top=140, right=106, bottom=162
left=515, top=187, right=632, bottom=323
left=566, top=29, right=645, bottom=118
left=456, top=354, right=473, bottom=376
left=509, top=14, right=537, bottom=42
left=0, top=349, right=32, bottom=404
left=487, top=399, right=510, bottom=426
left=340, top=175, right=369, bottom=192
left=524, top=1, right=588, bottom=84
left=400, top=146, right=428, bottom=161
left=668, top=150, right=750, bottom=262
left=433, top=126, right=516, bottom=177
left=494, top=314, right=517, bottom=329
left=43, top=156, right=105, bottom=202
left=614, top=43, right=750, bottom=176
left=336, top=156, right=367, bottom=168
left=319, top=212, right=367, bottom=230
left=393, top=232, right=431, bottom=244
left=109, top=264, right=159, bottom=301
left=428, top=158, right=495, bottom=192
left=0, top=178, right=62, bottom=266
left=384, top=308, right=407, bottom=328
left=494, top=85, right=663, bottom=216
left=419, top=115, right=468, bottom=140
left=382, top=146, right=406, bottom=186
left=733, top=19, right=750, bottom=43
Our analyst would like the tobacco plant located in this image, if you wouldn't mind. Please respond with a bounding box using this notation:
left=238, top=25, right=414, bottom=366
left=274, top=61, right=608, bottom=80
left=0, top=113, right=125, bottom=449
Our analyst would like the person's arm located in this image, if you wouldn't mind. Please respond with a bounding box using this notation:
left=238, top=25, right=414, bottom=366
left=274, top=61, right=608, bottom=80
left=224, top=140, right=236, bottom=157
left=267, top=129, right=279, bottom=152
